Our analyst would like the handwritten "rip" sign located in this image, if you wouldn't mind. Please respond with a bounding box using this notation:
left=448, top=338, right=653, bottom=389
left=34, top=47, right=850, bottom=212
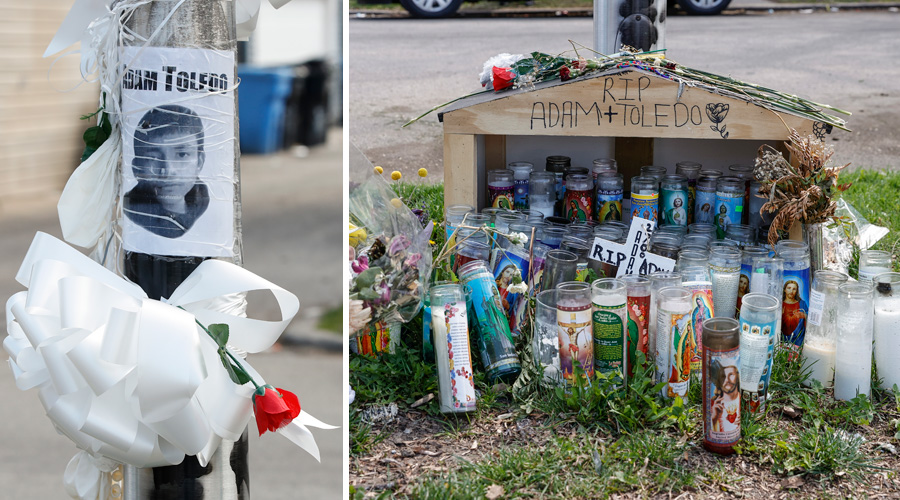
left=589, top=217, right=676, bottom=277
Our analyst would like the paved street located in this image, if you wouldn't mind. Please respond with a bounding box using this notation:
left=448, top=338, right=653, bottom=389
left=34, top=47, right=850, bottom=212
left=0, top=130, right=343, bottom=498
left=349, top=11, right=900, bottom=179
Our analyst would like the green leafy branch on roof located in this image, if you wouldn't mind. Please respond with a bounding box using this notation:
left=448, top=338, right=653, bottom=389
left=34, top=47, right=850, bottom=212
left=403, top=45, right=850, bottom=133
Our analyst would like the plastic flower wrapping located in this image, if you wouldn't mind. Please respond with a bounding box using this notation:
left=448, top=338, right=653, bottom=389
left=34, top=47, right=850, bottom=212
left=349, top=173, right=434, bottom=328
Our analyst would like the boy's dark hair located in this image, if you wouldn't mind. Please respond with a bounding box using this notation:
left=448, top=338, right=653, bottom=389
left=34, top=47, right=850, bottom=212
left=133, top=105, right=204, bottom=167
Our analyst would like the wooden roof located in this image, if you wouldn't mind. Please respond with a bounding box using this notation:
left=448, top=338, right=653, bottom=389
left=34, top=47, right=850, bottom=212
left=439, top=67, right=821, bottom=141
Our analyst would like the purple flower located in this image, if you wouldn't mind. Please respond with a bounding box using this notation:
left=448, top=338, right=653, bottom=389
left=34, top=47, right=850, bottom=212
left=404, top=252, right=422, bottom=268
left=388, top=235, right=411, bottom=256
left=351, top=255, right=369, bottom=274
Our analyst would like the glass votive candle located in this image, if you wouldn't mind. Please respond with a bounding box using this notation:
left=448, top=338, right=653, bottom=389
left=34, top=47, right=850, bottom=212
left=557, top=281, right=594, bottom=381
left=801, top=270, right=848, bottom=388
left=709, top=246, right=742, bottom=318
left=565, top=173, right=593, bottom=222
left=534, top=289, right=563, bottom=385
left=738, top=293, right=780, bottom=413
left=622, top=275, right=652, bottom=378
left=487, top=169, right=515, bottom=210
left=714, top=176, right=745, bottom=239
left=596, top=172, right=624, bottom=223
left=660, top=174, right=689, bottom=227
left=529, top=171, right=557, bottom=219
left=859, top=250, right=892, bottom=285
left=656, top=286, right=693, bottom=398
left=430, top=284, right=477, bottom=413
left=508, top=162, right=533, bottom=210
left=694, top=177, right=718, bottom=226
left=630, top=175, right=659, bottom=223
left=676, top=161, right=702, bottom=225
left=834, top=282, right=875, bottom=401
left=591, top=278, right=628, bottom=379
left=649, top=271, right=683, bottom=364
left=874, top=272, right=900, bottom=391
left=541, top=250, right=578, bottom=291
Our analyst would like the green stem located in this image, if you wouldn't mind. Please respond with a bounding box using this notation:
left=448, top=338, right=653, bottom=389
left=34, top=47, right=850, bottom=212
left=190, top=313, right=263, bottom=392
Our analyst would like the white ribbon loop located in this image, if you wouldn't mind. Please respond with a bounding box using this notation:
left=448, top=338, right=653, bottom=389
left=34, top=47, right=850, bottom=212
left=5, top=233, right=330, bottom=500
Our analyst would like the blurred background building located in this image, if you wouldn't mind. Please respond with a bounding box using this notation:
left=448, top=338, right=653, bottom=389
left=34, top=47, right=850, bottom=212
left=0, top=0, right=343, bottom=207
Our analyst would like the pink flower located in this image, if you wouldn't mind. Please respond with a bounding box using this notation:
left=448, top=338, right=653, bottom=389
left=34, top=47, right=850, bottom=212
left=405, top=252, right=422, bottom=268
left=388, top=235, right=411, bottom=256
left=351, top=255, right=369, bottom=274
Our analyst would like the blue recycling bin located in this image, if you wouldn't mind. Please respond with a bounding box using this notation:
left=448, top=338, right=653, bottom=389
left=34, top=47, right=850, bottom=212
left=237, top=65, right=294, bottom=154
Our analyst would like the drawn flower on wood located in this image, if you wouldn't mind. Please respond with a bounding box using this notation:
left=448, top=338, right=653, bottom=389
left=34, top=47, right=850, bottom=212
left=706, top=103, right=730, bottom=139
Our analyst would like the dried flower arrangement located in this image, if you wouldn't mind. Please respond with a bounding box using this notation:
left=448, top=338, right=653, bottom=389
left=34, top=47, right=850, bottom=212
left=754, top=129, right=852, bottom=245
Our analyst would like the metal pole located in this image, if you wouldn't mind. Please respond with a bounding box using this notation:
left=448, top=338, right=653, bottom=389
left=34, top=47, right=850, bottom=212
left=120, top=0, right=247, bottom=498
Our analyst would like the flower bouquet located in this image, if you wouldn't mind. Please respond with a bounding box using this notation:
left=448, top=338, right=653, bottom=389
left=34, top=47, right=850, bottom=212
left=349, top=171, right=434, bottom=350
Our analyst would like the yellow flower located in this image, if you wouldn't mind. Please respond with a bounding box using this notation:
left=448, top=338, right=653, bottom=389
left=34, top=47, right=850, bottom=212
left=391, top=171, right=402, bottom=181
left=390, top=198, right=403, bottom=208
left=429, top=240, right=436, bottom=245
left=349, top=223, right=367, bottom=247
left=374, top=166, right=383, bottom=174
left=418, top=168, right=428, bottom=178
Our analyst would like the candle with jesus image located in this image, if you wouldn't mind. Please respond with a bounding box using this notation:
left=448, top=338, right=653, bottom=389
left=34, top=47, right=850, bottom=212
left=557, top=282, right=594, bottom=382
left=702, top=318, right=741, bottom=455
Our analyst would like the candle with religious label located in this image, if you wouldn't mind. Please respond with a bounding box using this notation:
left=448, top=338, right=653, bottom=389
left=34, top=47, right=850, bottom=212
left=801, top=270, right=848, bottom=388
left=709, top=246, right=742, bottom=319
left=694, top=177, right=718, bottom=226
left=714, top=177, right=745, bottom=240
left=630, top=176, right=659, bottom=223
left=596, top=172, right=624, bottom=223
left=660, top=174, right=689, bottom=227
left=678, top=250, right=714, bottom=373
left=622, top=275, right=652, bottom=378
left=874, top=273, right=900, bottom=391
left=676, top=161, right=702, bottom=224
left=649, top=272, right=683, bottom=366
left=834, top=282, right=874, bottom=400
left=430, top=284, right=477, bottom=413
left=656, top=286, right=693, bottom=398
left=702, top=317, right=741, bottom=455
left=738, top=293, right=779, bottom=413
left=592, top=279, right=628, bottom=380
left=508, top=162, right=533, bottom=210
left=487, top=169, right=515, bottom=210
left=557, top=282, right=595, bottom=381
left=564, top=174, right=593, bottom=222
left=458, top=261, right=521, bottom=383
left=776, top=242, right=811, bottom=351
left=534, top=289, right=563, bottom=384
left=859, top=250, right=892, bottom=285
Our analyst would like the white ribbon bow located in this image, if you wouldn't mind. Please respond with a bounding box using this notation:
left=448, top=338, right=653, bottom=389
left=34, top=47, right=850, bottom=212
left=5, top=233, right=334, bottom=499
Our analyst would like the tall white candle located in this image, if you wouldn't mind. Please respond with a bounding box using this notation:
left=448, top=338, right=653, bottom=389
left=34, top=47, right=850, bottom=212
left=834, top=283, right=874, bottom=401
left=874, top=299, right=900, bottom=390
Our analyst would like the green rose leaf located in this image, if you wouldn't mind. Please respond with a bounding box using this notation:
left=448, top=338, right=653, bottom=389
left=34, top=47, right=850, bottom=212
left=355, top=267, right=383, bottom=289
left=208, top=323, right=230, bottom=348
left=218, top=348, right=251, bottom=385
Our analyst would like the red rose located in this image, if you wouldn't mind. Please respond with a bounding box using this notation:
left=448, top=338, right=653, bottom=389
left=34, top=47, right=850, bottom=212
left=492, top=66, right=516, bottom=91
left=560, top=66, right=571, bottom=82
left=252, top=386, right=301, bottom=436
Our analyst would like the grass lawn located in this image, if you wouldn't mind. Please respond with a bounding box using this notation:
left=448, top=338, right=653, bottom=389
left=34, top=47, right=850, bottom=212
left=350, top=170, right=900, bottom=499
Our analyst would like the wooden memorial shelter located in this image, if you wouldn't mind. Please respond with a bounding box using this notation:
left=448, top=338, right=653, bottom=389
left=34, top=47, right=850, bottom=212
left=438, top=67, right=830, bottom=210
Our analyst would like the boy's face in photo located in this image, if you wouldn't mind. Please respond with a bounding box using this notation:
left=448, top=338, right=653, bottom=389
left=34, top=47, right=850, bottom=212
left=134, top=128, right=204, bottom=200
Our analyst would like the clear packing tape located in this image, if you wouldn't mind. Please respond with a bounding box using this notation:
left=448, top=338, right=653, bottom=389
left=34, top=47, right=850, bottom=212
left=5, top=233, right=334, bottom=499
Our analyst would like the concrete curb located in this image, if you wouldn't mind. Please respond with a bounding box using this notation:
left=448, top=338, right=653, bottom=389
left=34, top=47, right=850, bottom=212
left=350, top=2, right=900, bottom=18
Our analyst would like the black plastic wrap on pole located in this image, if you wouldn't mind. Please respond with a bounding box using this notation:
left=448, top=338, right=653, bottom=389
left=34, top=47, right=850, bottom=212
left=120, top=1, right=246, bottom=498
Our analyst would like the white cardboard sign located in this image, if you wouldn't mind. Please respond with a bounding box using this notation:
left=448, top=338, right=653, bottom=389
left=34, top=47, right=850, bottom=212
left=589, top=217, right=676, bottom=277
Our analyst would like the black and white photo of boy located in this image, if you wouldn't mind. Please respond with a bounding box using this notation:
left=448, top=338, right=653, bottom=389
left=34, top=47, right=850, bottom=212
left=124, top=104, right=210, bottom=238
